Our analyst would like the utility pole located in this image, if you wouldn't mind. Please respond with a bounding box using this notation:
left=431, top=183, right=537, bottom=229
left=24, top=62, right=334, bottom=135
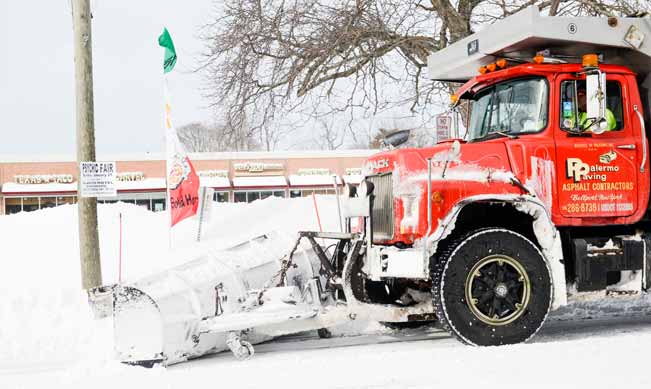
left=72, top=0, right=102, bottom=290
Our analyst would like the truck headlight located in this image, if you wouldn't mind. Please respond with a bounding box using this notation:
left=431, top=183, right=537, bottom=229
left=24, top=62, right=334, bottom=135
left=359, top=179, right=374, bottom=196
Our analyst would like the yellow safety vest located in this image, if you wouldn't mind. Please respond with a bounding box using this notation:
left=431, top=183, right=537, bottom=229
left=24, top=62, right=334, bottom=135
left=577, top=109, right=617, bottom=131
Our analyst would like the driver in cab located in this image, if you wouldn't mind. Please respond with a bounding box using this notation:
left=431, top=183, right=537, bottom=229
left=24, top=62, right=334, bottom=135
left=567, top=86, right=617, bottom=132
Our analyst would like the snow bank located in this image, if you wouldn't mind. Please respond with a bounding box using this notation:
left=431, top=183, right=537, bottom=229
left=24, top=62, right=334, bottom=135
left=2, top=196, right=651, bottom=389
left=0, top=196, right=341, bottom=371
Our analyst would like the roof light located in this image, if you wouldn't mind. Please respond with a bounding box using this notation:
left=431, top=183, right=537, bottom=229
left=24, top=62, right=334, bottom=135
left=487, top=63, right=497, bottom=72
left=496, top=59, right=507, bottom=68
left=478, top=66, right=488, bottom=74
left=582, top=53, right=599, bottom=68
left=533, top=55, right=545, bottom=64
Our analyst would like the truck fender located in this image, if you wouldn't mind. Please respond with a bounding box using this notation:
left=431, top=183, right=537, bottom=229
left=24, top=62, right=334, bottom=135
left=426, top=195, right=567, bottom=310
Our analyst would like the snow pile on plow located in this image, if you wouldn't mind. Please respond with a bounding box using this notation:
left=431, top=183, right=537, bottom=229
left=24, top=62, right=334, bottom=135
left=112, top=232, right=327, bottom=365
left=0, top=196, right=341, bottom=368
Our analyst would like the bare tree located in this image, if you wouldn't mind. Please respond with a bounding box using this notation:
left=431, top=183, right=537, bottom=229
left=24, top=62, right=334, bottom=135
left=313, top=118, right=345, bottom=150
left=200, top=0, right=649, bottom=149
left=177, top=121, right=260, bottom=152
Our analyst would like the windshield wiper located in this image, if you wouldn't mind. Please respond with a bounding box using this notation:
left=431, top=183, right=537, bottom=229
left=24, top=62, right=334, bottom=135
left=493, top=130, right=519, bottom=139
left=470, top=130, right=519, bottom=142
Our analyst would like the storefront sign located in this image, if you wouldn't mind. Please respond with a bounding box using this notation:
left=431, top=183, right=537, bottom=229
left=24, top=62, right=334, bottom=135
left=116, top=172, right=145, bottom=182
left=80, top=162, right=117, bottom=197
left=198, top=169, right=229, bottom=178
left=233, top=162, right=284, bottom=173
left=14, top=174, right=73, bottom=184
left=345, top=168, right=363, bottom=176
left=297, top=168, right=331, bottom=176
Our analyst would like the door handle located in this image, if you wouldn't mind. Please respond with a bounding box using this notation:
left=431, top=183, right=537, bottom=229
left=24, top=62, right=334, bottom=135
left=616, top=144, right=636, bottom=150
left=634, top=105, right=647, bottom=173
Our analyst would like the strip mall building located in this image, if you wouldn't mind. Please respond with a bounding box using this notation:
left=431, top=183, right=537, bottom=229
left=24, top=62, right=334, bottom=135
left=0, top=150, right=375, bottom=215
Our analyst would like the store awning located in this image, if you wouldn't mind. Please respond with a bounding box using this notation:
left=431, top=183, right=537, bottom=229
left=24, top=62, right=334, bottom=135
left=2, top=178, right=168, bottom=194
left=232, top=176, right=287, bottom=188
left=2, top=182, right=77, bottom=194
left=288, top=175, right=342, bottom=187
left=116, top=178, right=166, bottom=191
left=342, top=174, right=364, bottom=185
left=199, top=176, right=231, bottom=188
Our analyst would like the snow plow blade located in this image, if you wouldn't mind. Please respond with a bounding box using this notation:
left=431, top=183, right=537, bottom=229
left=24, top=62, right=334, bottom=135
left=111, top=232, right=339, bottom=366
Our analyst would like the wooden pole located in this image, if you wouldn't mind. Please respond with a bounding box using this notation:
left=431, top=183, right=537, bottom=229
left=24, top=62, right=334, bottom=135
left=72, top=0, right=102, bottom=290
left=118, top=212, right=122, bottom=283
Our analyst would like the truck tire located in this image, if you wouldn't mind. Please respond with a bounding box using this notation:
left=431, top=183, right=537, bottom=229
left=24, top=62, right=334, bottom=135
left=432, top=228, right=552, bottom=346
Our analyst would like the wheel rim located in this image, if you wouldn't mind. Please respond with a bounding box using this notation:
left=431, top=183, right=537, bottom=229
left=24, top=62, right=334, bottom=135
left=464, top=255, right=531, bottom=326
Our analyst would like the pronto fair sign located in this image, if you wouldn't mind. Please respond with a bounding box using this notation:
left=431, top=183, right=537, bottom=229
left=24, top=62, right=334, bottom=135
left=80, top=162, right=117, bottom=197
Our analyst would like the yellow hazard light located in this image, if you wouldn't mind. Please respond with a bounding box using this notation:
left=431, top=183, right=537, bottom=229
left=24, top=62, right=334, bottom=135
left=582, top=53, right=599, bottom=68
left=533, top=55, right=545, bottom=64
left=487, top=63, right=497, bottom=72
left=450, top=94, right=459, bottom=104
left=432, top=191, right=444, bottom=204
left=478, top=66, right=488, bottom=74
left=496, top=59, right=507, bottom=68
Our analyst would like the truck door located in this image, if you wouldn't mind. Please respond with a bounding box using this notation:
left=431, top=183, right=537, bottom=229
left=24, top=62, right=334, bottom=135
left=555, top=74, right=639, bottom=218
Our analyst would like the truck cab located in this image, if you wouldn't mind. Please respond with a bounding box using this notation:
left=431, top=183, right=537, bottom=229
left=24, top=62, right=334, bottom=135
left=343, top=6, right=651, bottom=346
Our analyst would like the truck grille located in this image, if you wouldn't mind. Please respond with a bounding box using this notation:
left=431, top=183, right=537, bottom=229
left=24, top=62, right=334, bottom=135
left=367, top=173, right=394, bottom=240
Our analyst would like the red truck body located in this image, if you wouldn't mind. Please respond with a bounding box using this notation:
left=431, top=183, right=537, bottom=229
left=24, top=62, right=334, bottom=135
left=365, top=63, right=650, bottom=248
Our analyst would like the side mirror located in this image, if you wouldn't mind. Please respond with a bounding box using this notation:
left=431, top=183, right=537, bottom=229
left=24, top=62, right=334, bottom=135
left=383, top=129, right=411, bottom=148
left=586, top=72, right=608, bottom=134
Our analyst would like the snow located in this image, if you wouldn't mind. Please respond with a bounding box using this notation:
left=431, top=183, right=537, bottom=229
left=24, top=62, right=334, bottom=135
left=404, top=165, right=516, bottom=185
left=232, top=175, right=287, bottom=187
left=198, top=176, right=231, bottom=188
left=1, top=178, right=169, bottom=193
left=115, top=178, right=166, bottom=191
left=342, top=174, right=363, bottom=184
left=288, top=174, right=341, bottom=186
left=1, top=197, right=651, bottom=388
left=1, top=182, right=78, bottom=194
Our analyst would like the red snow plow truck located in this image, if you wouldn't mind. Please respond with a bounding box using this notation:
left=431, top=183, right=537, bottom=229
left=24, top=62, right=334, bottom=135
left=107, top=7, right=651, bottom=365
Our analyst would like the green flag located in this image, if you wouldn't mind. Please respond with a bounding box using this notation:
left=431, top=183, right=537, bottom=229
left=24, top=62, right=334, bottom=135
left=158, top=28, right=177, bottom=73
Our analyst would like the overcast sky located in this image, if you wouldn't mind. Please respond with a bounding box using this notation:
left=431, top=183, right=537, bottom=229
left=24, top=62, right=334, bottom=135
left=0, top=0, right=215, bottom=157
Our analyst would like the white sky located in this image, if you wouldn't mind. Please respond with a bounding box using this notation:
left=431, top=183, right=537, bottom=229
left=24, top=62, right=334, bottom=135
left=0, top=0, right=215, bottom=156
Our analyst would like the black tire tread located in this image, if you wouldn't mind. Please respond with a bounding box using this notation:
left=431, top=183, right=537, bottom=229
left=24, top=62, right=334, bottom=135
left=431, top=227, right=551, bottom=346
left=431, top=228, right=496, bottom=344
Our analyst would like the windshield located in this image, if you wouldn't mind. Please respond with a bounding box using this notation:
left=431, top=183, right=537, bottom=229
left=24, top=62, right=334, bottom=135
left=466, top=78, right=548, bottom=141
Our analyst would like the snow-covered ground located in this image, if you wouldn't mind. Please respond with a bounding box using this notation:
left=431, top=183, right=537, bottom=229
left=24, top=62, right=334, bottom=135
left=2, top=197, right=651, bottom=389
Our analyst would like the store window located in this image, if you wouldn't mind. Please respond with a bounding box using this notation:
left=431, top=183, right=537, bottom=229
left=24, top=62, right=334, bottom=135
left=57, top=196, right=76, bottom=205
left=2, top=193, right=170, bottom=214
left=98, top=193, right=166, bottom=212
left=233, top=190, right=286, bottom=203
left=5, top=198, right=22, bottom=214
left=22, top=197, right=40, bottom=212
left=234, top=192, right=247, bottom=203
left=289, top=188, right=337, bottom=197
left=136, top=199, right=151, bottom=209
left=248, top=192, right=260, bottom=202
left=152, top=198, right=166, bottom=212
left=40, top=197, right=57, bottom=209
left=214, top=192, right=229, bottom=203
